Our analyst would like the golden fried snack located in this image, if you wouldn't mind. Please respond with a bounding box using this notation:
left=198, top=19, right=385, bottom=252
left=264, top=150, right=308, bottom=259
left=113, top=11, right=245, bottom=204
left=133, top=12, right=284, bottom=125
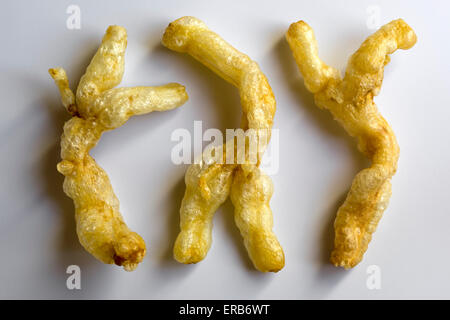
left=163, top=16, right=284, bottom=272
left=49, top=26, right=188, bottom=271
left=286, top=19, right=416, bottom=268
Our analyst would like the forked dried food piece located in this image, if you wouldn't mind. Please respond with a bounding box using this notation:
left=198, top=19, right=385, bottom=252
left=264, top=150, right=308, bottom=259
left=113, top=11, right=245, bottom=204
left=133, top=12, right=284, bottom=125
left=286, top=19, right=416, bottom=268
left=163, top=16, right=284, bottom=272
left=50, top=26, right=188, bottom=271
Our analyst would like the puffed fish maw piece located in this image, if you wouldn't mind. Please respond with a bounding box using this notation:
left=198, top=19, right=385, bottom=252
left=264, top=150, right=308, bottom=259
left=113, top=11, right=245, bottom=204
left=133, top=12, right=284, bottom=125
left=286, top=19, right=416, bottom=268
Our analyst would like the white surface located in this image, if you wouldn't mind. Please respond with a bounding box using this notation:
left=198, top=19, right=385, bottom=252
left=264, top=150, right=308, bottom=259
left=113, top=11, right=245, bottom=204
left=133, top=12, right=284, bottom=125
left=1, top=0, right=449, bottom=299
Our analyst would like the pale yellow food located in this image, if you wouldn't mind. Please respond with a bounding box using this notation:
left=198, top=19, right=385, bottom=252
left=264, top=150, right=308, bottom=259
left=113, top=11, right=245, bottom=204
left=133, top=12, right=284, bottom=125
left=49, top=26, right=188, bottom=271
left=286, top=19, right=416, bottom=268
left=163, top=16, right=284, bottom=272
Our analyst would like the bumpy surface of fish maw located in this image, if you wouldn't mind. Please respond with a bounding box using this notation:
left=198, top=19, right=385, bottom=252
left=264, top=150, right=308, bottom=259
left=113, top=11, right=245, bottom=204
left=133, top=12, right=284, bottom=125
left=163, top=16, right=284, bottom=272
left=49, top=26, right=188, bottom=271
left=286, top=19, right=416, bottom=268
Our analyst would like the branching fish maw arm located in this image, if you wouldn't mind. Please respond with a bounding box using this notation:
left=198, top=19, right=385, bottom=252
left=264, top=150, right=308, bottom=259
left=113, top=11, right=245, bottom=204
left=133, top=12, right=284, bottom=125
left=286, top=19, right=416, bottom=268
left=76, top=25, right=127, bottom=116
left=92, top=84, right=188, bottom=129
left=163, top=16, right=284, bottom=272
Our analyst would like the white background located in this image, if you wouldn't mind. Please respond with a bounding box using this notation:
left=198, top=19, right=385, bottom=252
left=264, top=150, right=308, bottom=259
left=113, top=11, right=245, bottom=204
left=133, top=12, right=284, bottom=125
left=1, top=0, right=449, bottom=299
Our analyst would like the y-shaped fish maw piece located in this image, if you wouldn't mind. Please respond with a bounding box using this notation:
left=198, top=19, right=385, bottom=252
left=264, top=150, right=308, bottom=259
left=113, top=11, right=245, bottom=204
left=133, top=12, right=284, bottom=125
left=286, top=19, right=416, bottom=268
left=49, top=25, right=188, bottom=271
left=163, top=16, right=284, bottom=272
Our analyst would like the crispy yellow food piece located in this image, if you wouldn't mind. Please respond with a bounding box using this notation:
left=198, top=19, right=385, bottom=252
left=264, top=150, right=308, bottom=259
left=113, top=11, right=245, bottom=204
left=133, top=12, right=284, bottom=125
left=163, top=16, right=284, bottom=272
left=286, top=19, right=416, bottom=268
left=50, top=26, right=188, bottom=271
